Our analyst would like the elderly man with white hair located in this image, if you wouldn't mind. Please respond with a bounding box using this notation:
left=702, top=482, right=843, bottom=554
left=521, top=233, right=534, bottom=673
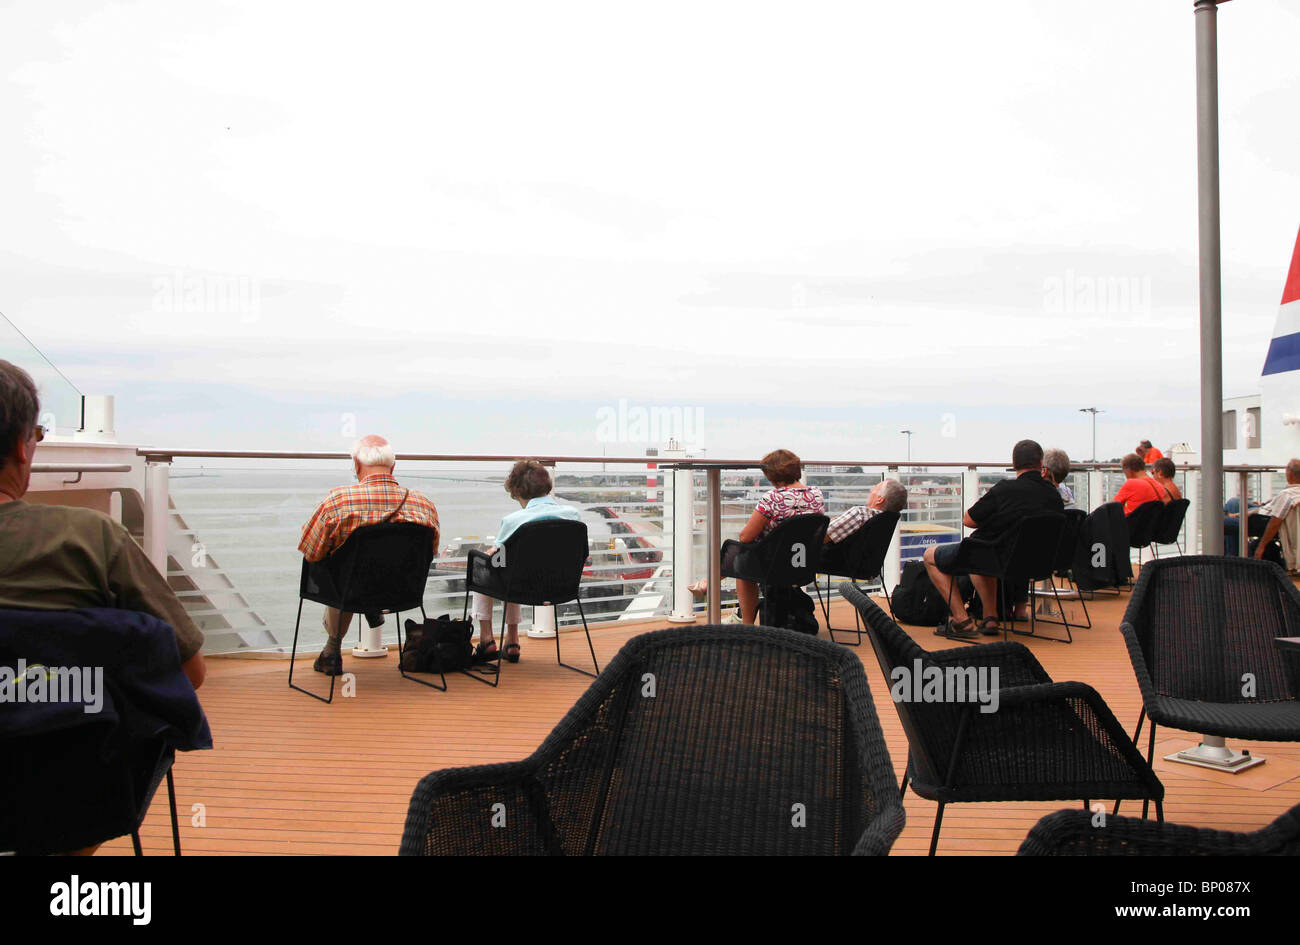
left=298, top=435, right=440, bottom=676
left=823, top=478, right=908, bottom=546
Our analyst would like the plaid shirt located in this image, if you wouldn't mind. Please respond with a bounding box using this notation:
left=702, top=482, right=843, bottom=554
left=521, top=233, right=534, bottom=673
left=298, top=474, right=440, bottom=562
left=826, top=505, right=881, bottom=544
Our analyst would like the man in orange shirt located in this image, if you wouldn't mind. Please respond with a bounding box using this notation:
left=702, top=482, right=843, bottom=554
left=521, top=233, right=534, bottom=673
left=299, top=435, right=440, bottom=675
left=1112, top=453, right=1164, bottom=515
left=1136, top=440, right=1164, bottom=465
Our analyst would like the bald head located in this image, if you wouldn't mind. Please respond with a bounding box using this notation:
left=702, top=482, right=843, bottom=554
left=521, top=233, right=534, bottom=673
left=1287, top=459, right=1300, bottom=484
left=351, top=435, right=395, bottom=479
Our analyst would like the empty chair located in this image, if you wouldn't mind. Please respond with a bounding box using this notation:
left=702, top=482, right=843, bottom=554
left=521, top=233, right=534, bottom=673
left=841, top=583, right=1163, bottom=855
left=814, top=509, right=901, bottom=645
left=1018, top=802, right=1300, bottom=855
left=462, top=518, right=598, bottom=684
left=289, top=521, right=438, bottom=702
left=943, top=512, right=1068, bottom=642
left=400, top=625, right=905, bottom=855
left=0, top=608, right=212, bottom=855
left=1149, top=498, right=1190, bottom=556
left=1117, top=556, right=1300, bottom=811
left=1125, top=499, right=1165, bottom=570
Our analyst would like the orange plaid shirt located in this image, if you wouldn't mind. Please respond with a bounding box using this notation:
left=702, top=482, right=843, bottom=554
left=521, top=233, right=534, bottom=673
left=298, top=474, right=440, bottom=562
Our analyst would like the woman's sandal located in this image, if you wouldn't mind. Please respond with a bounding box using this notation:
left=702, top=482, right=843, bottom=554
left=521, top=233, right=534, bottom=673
left=503, top=643, right=521, bottom=663
left=979, top=617, right=1002, bottom=637
left=473, top=641, right=500, bottom=664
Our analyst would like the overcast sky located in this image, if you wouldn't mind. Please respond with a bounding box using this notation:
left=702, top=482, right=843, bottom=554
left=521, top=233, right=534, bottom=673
left=2, top=0, right=1298, bottom=464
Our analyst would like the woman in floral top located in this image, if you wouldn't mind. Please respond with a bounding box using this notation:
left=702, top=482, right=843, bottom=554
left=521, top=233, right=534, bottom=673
left=728, top=449, right=825, bottom=624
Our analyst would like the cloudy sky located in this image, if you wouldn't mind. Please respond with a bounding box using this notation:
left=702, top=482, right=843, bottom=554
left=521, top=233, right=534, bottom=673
left=2, top=0, right=1298, bottom=464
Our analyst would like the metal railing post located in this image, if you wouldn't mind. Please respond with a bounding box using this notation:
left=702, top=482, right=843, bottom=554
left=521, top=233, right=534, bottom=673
left=1088, top=467, right=1106, bottom=514
left=1238, top=470, right=1250, bottom=557
left=960, top=467, right=981, bottom=536
left=666, top=458, right=697, bottom=623
left=143, top=460, right=170, bottom=575
left=883, top=467, right=903, bottom=590
left=706, top=467, right=722, bottom=624
left=1185, top=469, right=1201, bottom=554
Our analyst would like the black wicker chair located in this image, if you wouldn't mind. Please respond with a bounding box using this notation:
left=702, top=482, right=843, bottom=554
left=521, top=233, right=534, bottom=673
left=1149, top=498, right=1190, bottom=556
left=1117, top=556, right=1300, bottom=814
left=463, top=519, right=598, bottom=685
left=400, top=625, right=906, bottom=855
left=943, top=512, right=1069, bottom=642
left=1018, top=802, right=1300, bottom=855
left=814, top=509, right=901, bottom=645
left=841, top=583, right=1163, bottom=855
left=289, top=521, right=438, bottom=702
left=1126, top=499, right=1165, bottom=571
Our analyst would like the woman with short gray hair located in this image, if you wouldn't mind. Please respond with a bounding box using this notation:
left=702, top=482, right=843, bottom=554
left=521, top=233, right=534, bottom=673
left=1042, top=448, right=1075, bottom=508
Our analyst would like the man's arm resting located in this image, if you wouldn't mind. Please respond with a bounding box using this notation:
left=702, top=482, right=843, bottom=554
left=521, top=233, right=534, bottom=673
left=1256, top=516, right=1284, bottom=557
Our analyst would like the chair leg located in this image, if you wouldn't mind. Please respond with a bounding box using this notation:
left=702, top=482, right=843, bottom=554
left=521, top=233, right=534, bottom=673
left=1115, top=709, right=1147, bottom=817
left=899, top=770, right=910, bottom=800
left=131, top=830, right=143, bottom=856
left=881, top=580, right=895, bottom=620
left=928, top=804, right=945, bottom=856
left=167, top=767, right=181, bottom=856
left=398, top=606, right=448, bottom=692
left=459, top=597, right=503, bottom=688
left=819, top=574, right=862, bottom=646
left=288, top=596, right=336, bottom=703
left=556, top=598, right=599, bottom=677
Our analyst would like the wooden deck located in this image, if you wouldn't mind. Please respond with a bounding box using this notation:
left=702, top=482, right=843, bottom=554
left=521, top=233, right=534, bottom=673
left=102, top=590, right=1300, bottom=856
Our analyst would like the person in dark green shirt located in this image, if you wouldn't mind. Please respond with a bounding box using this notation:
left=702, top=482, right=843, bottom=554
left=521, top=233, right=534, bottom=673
left=0, top=360, right=205, bottom=690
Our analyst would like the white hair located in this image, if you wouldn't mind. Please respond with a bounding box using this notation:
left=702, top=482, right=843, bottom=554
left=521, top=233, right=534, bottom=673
left=351, top=437, right=395, bottom=468
left=877, top=479, right=908, bottom=512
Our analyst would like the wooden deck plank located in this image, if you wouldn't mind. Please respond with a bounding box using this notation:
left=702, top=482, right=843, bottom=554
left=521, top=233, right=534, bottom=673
left=100, top=590, right=1300, bottom=855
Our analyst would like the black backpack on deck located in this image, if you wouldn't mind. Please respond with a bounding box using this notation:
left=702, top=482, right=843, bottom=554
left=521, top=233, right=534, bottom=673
left=889, top=560, right=952, bottom=626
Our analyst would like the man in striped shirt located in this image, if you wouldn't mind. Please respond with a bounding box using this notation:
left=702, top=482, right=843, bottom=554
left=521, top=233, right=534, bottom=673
left=299, top=435, right=440, bottom=675
left=823, top=479, right=909, bottom=545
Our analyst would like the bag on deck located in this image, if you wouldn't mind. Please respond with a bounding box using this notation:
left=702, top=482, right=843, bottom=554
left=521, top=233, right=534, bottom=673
left=889, top=560, right=951, bottom=626
left=759, top=584, right=820, bottom=635
left=402, top=615, right=474, bottom=673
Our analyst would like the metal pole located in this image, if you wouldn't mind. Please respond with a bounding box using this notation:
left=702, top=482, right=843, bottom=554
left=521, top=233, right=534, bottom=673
left=706, top=467, right=722, bottom=623
left=143, top=460, right=170, bottom=575
left=667, top=459, right=697, bottom=623
left=1196, top=0, right=1225, bottom=555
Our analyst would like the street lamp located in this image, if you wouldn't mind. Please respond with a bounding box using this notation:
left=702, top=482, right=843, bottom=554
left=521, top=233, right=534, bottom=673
left=899, top=429, right=913, bottom=462
left=1078, top=408, right=1102, bottom=462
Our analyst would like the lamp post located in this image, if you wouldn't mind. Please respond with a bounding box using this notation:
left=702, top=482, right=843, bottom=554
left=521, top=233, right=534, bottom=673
left=1078, top=408, right=1102, bottom=462
left=899, top=429, right=913, bottom=462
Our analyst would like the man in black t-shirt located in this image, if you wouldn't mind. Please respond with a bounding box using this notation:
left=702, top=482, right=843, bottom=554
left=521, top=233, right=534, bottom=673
left=922, top=439, right=1064, bottom=639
